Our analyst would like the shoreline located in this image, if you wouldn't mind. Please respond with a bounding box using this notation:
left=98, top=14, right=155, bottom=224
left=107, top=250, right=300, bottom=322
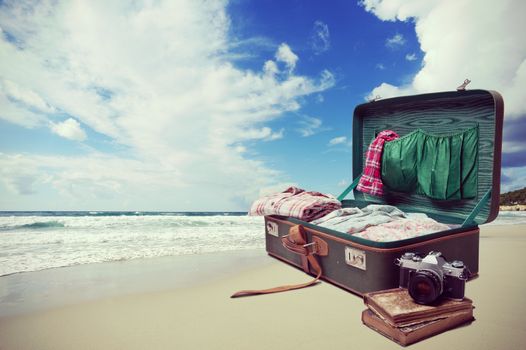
left=1, top=224, right=525, bottom=349
left=0, top=249, right=270, bottom=318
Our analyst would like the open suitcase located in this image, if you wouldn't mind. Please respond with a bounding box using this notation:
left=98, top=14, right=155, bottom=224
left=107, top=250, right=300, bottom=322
left=263, top=89, right=503, bottom=296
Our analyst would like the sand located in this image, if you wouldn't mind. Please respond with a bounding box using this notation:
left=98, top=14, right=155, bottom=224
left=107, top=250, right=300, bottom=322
left=1, top=224, right=525, bottom=350
left=500, top=204, right=526, bottom=211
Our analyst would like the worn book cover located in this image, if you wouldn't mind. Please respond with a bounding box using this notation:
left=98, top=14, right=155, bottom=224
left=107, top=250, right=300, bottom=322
left=363, top=288, right=473, bottom=327
left=361, top=308, right=474, bottom=346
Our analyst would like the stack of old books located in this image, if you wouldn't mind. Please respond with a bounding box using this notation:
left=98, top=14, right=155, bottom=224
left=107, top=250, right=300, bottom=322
left=362, top=288, right=474, bottom=346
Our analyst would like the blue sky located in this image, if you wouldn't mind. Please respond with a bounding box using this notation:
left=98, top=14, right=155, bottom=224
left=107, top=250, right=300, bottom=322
left=0, top=0, right=525, bottom=211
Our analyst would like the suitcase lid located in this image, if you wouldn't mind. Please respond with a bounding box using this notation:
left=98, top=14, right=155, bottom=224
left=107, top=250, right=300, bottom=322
left=346, top=89, right=503, bottom=226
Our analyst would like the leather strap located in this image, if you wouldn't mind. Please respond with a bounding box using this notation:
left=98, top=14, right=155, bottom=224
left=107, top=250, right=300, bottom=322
left=231, top=225, right=327, bottom=298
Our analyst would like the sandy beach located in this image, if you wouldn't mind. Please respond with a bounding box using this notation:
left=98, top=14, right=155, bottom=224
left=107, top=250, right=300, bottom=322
left=1, top=224, right=525, bottom=350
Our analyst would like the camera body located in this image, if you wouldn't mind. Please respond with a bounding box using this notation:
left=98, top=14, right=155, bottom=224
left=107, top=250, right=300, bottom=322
left=396, top=251, right=469, bottom=305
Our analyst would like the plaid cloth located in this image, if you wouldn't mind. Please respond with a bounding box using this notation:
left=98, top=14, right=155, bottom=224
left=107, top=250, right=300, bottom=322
left=356, top=130, right=399, bottom=196
left=249, top=187, right=341, bottom=222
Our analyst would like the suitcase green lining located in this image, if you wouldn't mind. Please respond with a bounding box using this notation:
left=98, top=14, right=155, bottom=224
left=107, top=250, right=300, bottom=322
left=350, top=90, right=502, bottom=225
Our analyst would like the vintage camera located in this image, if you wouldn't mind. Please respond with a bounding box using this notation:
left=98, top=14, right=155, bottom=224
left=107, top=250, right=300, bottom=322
left=396, top=251, right=469, bottom=305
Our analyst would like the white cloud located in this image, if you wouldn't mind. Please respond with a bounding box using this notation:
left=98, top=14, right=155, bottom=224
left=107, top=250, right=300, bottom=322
left=267, top=128, right=284, bottom=141
left=297, top=116, right=323, bottom=137
left=0, top=152, right=182, bottom=204
left=368, top=82, right=413, bottom=101
left=276, top=43, right=299, bottom=71
left=385, top=33, right=405, bottom=48
left=360, top=0, right=438, bottom=21
left=503, top=140, right=526, bottom=153
left=0, top=0, right=335, bottom=210
left=376, top=63, right=386, bottom=70
left=0, top=79, right=54, bottom=128
left=256, top=182, right=299, bottom=199
left=1, top=169, right=40, bottom=195
left=311, top=20, right=330, bottom=55
left=1, top=79, right=55, bottom=114
left=405, top=53, right=417, bottom=61
left=234, top=145, right=246, bottom=154
left=227, top=36, right=276, bottom=61
left=329, top=136, right=347, bottom=145
left=0, top=93, right=45, bottom=128
left=241, top=127, right=284, bottom=141
left=501, top=166, right=526, bottom=193
left=50, top=118, right=87, bottom=141
left=263, top=60, right=279, bottom=76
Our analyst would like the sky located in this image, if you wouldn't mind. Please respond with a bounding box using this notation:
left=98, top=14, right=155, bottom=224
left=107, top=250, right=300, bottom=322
left=0, top=0, right=525, bottom=211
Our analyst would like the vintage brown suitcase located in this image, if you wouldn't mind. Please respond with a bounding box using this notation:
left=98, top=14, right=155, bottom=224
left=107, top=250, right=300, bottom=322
left=263, top=89, right=503, bottom=296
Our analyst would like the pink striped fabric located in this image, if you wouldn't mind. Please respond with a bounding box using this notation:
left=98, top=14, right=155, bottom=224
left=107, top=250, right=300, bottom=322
left=356, top=130, right=399, bottom=196
left=249, top=187, right=341, bottom=222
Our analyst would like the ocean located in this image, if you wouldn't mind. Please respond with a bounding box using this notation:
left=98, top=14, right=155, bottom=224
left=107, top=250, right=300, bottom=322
left=0, top=212, right=264, bottom=276
left=1, top=210, right=525, bottom=276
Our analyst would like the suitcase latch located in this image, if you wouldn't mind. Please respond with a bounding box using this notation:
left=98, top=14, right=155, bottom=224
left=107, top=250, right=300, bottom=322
left=456, top=78, right=471, bottom=91
left=266, top=221, right=279, bottom=237
left=368, top=95, right=381, bottom=102
left=345, top=246, right=366, bottom=270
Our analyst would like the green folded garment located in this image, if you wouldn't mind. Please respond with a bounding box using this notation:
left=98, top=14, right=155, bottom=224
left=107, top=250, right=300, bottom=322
left=381, top=126, right=478, bottom=200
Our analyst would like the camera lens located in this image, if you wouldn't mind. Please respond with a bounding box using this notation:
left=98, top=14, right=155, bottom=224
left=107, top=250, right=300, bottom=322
left=408, top=270, right=442, bottom=304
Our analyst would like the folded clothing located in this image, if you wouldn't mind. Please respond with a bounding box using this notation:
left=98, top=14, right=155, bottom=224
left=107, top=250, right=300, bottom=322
left=249, top=187, right=341, bottom=222
left=311, top=204, right=406, bottom=233
left=312, top=205, right=452, bottom=242
left=353, top=216, right=451, bottom=242
left=250, top=188, right=451, bottom=241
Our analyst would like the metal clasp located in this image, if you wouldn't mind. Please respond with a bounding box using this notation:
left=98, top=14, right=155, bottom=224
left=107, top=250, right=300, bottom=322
left=303, top=242, right=318, bottom=254
left=368, top=95, right=381, bottom=102
left=456, top=78, right=471, bottom=91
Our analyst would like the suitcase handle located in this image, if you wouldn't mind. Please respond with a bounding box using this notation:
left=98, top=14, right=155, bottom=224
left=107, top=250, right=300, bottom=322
left=282, top=230, right=329, bottom=257
left=230, top=225, right=326, bottom=298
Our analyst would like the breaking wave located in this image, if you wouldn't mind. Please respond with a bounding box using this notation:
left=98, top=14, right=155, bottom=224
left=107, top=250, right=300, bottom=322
left=2, top=221, right=66, bottom=230
left=0, top=213, right=264, bottom=276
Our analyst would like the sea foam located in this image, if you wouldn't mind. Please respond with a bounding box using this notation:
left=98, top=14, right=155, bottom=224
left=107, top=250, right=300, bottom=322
left=0, top=213, right=264, bottom=276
